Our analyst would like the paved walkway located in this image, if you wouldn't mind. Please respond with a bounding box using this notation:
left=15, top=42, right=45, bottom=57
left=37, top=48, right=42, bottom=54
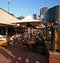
left=0, top=43, right=49, bottom=63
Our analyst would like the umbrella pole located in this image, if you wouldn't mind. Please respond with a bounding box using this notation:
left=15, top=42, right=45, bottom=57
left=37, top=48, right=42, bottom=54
left=5, top=26, right=8, bottom=37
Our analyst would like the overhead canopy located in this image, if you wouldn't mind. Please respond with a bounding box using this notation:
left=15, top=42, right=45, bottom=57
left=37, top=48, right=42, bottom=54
left=12, top=15, right=42, bottom=27
left=0, top=8, right=19, bottom=25
left=14, top=15, right=40, bottom=23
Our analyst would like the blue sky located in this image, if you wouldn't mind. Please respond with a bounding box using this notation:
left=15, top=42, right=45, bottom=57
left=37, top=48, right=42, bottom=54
left=0, top=0, right=60, bottom=17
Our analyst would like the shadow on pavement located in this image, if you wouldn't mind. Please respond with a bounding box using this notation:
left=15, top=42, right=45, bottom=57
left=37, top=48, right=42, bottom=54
left=0, top=43, right=49, bottom=63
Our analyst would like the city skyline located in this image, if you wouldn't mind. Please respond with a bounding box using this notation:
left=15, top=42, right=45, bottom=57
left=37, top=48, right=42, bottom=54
left=0, top=0, right=60, bottom=17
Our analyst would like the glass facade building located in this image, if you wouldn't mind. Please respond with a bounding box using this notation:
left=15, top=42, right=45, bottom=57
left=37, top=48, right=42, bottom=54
left=46, top=5, right=60, bottom=25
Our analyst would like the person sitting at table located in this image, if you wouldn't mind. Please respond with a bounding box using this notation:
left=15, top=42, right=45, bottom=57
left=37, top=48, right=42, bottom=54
left=35, top=30, right=46, bottom=54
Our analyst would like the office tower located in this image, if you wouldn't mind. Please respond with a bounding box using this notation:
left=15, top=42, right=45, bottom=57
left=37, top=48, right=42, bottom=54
left=40, top=7, right=48, bottom=23
left=46, top=5, right=60, bottom=25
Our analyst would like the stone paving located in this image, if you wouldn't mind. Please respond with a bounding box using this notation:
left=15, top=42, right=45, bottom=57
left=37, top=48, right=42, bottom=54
left=0, top=43, right=48, bottom=63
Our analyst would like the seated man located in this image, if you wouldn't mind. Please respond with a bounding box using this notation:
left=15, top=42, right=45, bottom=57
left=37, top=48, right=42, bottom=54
left=35, top=30, right=47, bottom=54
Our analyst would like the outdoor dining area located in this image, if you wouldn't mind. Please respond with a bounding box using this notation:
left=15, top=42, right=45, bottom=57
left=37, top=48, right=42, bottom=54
left=8, top=26, right=47, bottom=55
left=0, top=9, right=48, bottom=55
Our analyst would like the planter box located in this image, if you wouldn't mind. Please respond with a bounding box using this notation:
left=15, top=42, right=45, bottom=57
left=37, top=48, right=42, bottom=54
left=49, top=51, right=60, bottom=63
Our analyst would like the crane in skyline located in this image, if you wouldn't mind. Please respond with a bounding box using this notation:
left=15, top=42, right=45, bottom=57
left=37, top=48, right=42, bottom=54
left=8, top=0, right=11, bottom=12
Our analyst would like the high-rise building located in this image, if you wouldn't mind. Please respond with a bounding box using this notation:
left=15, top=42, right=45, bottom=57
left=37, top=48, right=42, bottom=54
left=40, top=7, right=48, bottom=23
left=40, top=7, right=48, bottom=17
left=33, top=13, right=36, bottom=19
left=46, top=5, right=60, bottom=25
